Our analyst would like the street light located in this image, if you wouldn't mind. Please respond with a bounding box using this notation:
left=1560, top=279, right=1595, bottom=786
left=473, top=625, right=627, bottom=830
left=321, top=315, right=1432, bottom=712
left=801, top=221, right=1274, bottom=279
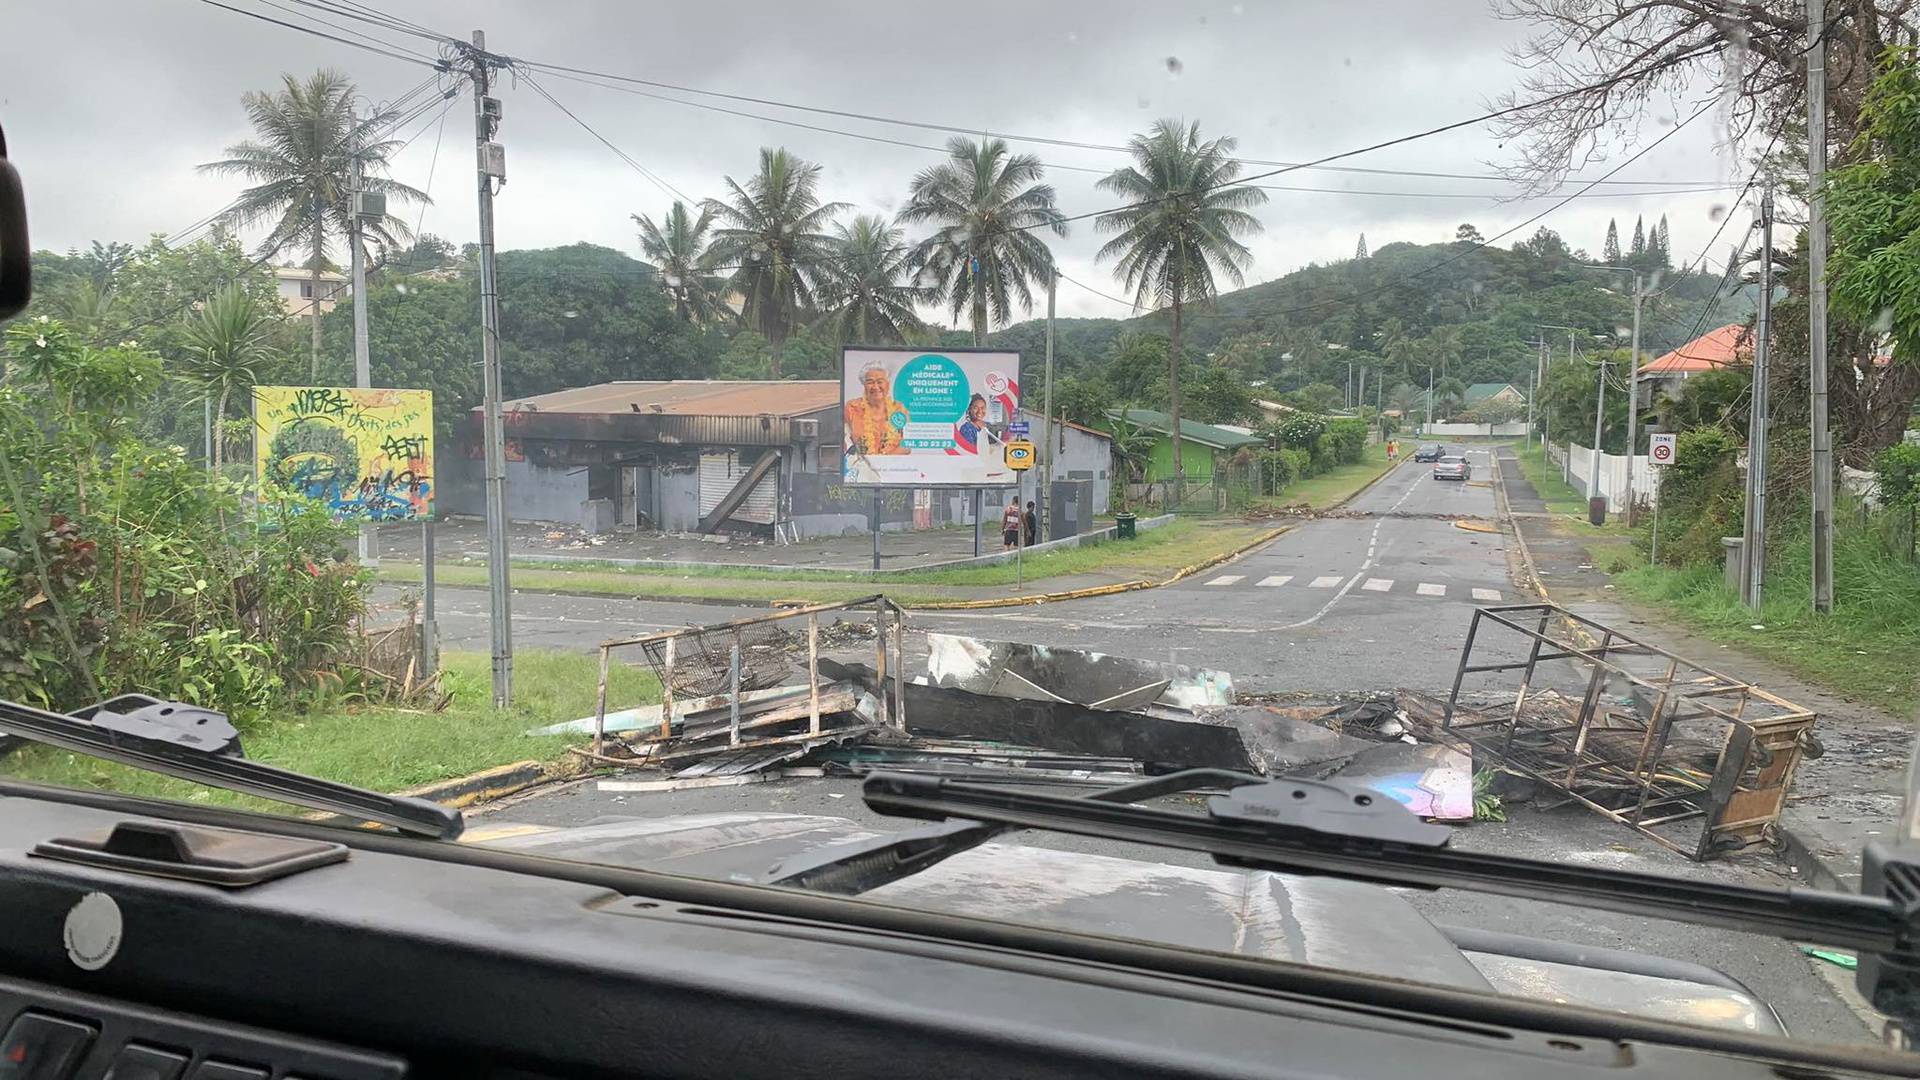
left=1578, top=265, right=1646, bottom=525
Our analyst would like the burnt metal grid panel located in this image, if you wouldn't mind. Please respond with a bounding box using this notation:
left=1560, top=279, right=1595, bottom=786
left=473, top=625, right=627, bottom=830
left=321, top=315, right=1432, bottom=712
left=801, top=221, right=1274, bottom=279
left=590, top=595, right=909, bottom=762
left=1442, top=603, right=1816, bottom=861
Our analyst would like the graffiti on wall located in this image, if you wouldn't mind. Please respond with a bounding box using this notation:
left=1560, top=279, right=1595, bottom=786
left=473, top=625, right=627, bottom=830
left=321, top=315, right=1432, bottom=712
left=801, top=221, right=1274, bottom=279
left=253, top=386, right=434, bottom=521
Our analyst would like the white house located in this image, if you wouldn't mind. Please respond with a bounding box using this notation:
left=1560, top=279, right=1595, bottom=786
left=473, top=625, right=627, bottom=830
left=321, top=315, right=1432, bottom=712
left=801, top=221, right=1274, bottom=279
left=273, top=266, right=349, bottom=319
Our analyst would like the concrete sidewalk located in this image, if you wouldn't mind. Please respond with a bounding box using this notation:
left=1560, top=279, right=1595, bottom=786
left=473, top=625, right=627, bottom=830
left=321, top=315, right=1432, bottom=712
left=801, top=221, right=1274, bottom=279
left=377, top=515, right=1049, bottom=573
left=1495, top=446, right=1913, bottom=892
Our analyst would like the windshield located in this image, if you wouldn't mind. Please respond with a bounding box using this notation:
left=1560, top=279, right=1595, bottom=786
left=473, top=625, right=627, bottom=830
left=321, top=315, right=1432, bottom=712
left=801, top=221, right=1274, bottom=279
left=4, top=0, right=1915, bottom=1059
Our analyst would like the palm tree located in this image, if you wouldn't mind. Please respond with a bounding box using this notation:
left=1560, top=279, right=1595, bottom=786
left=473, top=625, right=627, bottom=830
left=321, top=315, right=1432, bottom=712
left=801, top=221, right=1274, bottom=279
left=1389, top=382, right=1423, bottom=419
left=633, top=201, right=726, bottom=325
left=1095, top=119, right=1266, bottom=498
left=178, top=285, right=280, bottom=470
left=200, top=69, right=428, bottom=378
left=899, top=137, right=1067, bottom=345
left=702, top=148, right=846, bottom=378
left=816, top=215, right=930, bottom=345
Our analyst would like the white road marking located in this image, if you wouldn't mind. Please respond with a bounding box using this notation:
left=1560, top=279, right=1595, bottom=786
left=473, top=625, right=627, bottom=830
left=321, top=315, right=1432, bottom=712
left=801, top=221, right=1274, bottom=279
left=1206, top=574, right=1244, bottom=586
left=1472, top=587, right=1503, bottom=601
left=1309, top=575, right=1344, bottom=589
left=1256, top=575, right=1292, bottom=587
left=1417, top=582, right=1446, bottom=597
left=1362, top=578, right=1393, bottom=592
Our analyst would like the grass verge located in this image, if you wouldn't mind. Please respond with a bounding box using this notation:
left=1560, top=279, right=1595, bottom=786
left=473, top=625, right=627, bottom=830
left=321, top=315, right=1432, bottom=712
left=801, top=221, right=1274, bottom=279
left=1242, top=444, right=1398, bottom=514
left=1611, top=528, right=1920, bottom=716
left=1512, top=443, right=1591, bottom=516
left=377, top=519, right=1275, bottom=603
left=0, top=650, right=657, bottom=812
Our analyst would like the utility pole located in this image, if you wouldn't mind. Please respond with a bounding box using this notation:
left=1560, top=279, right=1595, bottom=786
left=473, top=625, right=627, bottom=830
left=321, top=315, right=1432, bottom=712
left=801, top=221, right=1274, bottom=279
left=1806, top=0, right=1835, bottom=613
left=1357, top=366, right=1367, bottom=419
left=1425, top=366, right=1434, bottom=431
left=1590, top=350, right=1607, bottom=511
left=1345, top=360, right=1354, bottom=410
left=1622, top=272, right=1644, bottom=525
left=1744, top=187, right=1775, bottom=610
left=468, top=30, right=513, bottom=706
left=348, top=154, right=376, bottom=567
left=1528, top=338, right=1544, bottom=447
left=1040, top=269, right=1056, bottom=541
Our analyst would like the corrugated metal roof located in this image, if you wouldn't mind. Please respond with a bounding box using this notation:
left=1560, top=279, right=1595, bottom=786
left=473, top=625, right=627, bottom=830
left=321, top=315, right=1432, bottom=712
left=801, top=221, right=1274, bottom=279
left=1641, top=324, right=1752, bottom=376
left=499, top=380, right=840, bottom=418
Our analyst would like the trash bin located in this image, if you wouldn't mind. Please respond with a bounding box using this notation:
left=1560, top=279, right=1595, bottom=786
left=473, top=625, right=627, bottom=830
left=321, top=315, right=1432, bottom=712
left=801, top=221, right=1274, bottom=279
left=1588, top=496, right=1607, bottom=527
left=1115, top=512, right=1137, bottom=540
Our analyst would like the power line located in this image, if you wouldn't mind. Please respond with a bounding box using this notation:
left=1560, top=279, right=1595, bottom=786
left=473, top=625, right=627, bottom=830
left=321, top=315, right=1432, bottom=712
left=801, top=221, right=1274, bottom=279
left=517, top=53, right=1741, bottom=190
left=519, top=72, right=695, bottom=204
left=533, top=66, right=1729, bottom=204
left=285, top=0, right=457, bottom=44
left=189, top=0, right=442, bottom=67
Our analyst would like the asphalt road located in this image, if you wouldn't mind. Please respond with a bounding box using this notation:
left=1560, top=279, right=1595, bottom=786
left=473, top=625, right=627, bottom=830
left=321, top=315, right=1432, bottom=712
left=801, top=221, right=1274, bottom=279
left=423, top=446, right=1875, bottom=1046
left=407, top=448, right=1531, bottom=696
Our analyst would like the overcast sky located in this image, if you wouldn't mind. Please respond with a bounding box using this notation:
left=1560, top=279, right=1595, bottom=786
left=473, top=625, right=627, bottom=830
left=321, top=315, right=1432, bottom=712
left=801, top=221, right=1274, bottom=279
left=4, top=0, right=1752, bottom=321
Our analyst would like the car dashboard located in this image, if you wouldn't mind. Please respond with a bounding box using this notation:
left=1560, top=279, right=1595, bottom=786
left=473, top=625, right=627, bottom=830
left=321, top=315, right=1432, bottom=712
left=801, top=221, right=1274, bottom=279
left=0, top=784, right=1908, bottom=1079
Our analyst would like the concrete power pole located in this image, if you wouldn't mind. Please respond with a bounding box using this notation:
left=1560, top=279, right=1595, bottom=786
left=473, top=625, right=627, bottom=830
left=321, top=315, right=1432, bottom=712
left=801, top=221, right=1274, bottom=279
left=1425, top=367, right=1433, bottom=431
left=1622, top=273, right=1644, bottom=525
left=349, top=155, right=376, bottom=567
left=1590, top=350, right=1607, bottom=516
left=1744, top=187, right=1775, bottom=610
left=469, top=30, right=513, bottom=705
left=1040, top=269, right=1056, bottom=542
left=1805, top=0, right=1836, bottom=613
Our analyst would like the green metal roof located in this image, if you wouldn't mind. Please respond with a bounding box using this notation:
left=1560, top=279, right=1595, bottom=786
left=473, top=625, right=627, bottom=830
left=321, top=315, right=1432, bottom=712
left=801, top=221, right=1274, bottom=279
left=1106, top=408, right=1264, bottom=450
left=1463, top=382, right=1523, bottom=403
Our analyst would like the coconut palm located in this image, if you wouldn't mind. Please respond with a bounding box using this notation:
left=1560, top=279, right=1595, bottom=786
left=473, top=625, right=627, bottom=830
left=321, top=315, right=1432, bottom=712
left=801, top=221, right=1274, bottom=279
left=200, top=69, right=428, bottom=378
left=1095, top=119, right=1265, bottom=497
left=702, top=148, right=846, bottom=378
left=816, top=215, right=930, bottom=345
left=633, top=201, right=726, bottom=325
left=899, top=137, right=1067, bottom=344
left=1389, top=382, right=1423, bottom=419
left=177, top=285, right=280, bottom=470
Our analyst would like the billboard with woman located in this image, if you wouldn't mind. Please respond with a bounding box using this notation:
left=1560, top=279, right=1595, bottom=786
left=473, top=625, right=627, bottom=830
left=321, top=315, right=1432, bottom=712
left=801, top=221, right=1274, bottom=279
left=841, top=346, right=1020, bottom=486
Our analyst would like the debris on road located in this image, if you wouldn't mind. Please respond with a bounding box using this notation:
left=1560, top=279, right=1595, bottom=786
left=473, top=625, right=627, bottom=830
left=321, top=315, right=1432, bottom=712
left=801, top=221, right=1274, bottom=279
left=926, top=632, right=1233, bottom=712
left=1440, top=603, right=1818, bottom=860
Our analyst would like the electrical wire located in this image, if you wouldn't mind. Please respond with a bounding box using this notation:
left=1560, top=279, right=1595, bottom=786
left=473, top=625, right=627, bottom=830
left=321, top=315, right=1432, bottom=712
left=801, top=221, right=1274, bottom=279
left=189, top=0, right=442, bottom=67
left=520, top=72, right=695, bottom=204
left=530, top=66, right=1729, bottom=204
left=516, top=52, right=1744, bottom=190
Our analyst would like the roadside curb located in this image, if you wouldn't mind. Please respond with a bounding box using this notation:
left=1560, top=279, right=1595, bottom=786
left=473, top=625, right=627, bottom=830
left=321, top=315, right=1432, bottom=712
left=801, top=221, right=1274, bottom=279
left=904, top=523, right=1295, bottom=609
left=1491, top=448, right=1850, bottom=891
left=396, top=759, right=551, bottom=809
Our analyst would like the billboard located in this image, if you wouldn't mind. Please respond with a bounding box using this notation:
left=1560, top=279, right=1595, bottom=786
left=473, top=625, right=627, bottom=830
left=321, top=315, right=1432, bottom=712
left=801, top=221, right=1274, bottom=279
left=841, top=347, right=1020, bottom=487
left=253, top=386, right=434, bottom=521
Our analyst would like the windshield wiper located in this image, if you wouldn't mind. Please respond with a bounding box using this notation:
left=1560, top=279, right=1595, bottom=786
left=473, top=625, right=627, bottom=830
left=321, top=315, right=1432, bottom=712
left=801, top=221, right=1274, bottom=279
left=764, top=768, right=1273, bottom=893
left=848, top=770, right=1915, bottom=961
left=0, top=695, right=463, bottom=839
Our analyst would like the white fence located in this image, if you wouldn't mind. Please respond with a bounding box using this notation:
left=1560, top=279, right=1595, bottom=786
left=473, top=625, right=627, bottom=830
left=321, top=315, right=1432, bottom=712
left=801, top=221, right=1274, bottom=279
left=1420, top=422, right=1530, bottom=437
left=1550, top=442, right=1660, bottom=512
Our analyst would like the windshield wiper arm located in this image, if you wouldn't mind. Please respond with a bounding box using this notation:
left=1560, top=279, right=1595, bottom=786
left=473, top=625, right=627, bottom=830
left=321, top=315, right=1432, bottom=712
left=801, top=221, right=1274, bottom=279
left=0, top=695, right=463, bottom=839
left=765, top=768, right=1270, bottom=893
left=858, top=770, right=1913, bottom=958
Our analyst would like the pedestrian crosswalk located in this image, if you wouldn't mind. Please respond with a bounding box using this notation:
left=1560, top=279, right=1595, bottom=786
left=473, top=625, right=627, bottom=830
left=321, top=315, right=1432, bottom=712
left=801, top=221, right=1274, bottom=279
left=1197, top=572, right=1503, bottom=602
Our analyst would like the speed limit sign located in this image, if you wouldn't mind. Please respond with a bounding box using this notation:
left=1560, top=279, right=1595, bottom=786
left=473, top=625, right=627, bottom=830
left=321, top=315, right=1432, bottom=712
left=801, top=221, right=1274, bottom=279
left=1649, top=432, right=1677, bottom=466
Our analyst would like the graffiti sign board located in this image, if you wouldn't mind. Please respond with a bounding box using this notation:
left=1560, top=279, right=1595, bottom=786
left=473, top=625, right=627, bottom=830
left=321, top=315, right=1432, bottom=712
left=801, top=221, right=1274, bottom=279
left=841, top=346, right=1020, bottom=487
left=253, top=386, right=434, bottom=521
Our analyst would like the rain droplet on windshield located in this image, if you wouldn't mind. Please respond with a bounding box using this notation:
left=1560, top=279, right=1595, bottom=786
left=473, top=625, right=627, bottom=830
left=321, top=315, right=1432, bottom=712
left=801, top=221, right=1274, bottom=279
left=1708, top=204, right=1728, bottom=222
left=1872, top=307, right=1895, bottom=334
left=1165, top=56, right=1183, bottom=76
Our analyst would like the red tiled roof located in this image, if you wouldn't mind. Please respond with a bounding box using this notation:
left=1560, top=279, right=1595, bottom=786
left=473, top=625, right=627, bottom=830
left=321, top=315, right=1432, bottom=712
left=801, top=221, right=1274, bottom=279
left=1640, top=324, right=1752, bottom=376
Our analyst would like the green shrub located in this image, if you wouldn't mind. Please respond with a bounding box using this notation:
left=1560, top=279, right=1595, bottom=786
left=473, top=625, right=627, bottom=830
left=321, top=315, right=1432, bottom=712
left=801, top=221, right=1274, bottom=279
left=1643, top=428, right=1743, bottom=568
left=1324, top=418, right=1368, bottom=465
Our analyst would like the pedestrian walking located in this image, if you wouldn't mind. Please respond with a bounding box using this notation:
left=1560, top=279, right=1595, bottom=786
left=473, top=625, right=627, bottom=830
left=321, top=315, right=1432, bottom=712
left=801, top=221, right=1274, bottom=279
left=1023, top=500, right=1038, bottom=547
left=1387, top=439, right=1398, bottom=462
left=1001, top=498, right=1022, bottom=552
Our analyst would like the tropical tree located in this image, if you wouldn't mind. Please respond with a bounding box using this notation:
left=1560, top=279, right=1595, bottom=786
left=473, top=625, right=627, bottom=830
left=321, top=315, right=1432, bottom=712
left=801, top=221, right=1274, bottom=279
left=900, top=136, right=1067, bottom=344
left=633, top=201, right=726, bottom=325
left=1094, top=119, right=1267, bottom=497
left=1389, top=381, right=1423, bottom=418
left=200, top=69, right=428, bottom=377
left=177, top=285, right=280, bottom=470
left=816, top=215, right=929, bottom=345
left=703, top=148, right=846, bottom=378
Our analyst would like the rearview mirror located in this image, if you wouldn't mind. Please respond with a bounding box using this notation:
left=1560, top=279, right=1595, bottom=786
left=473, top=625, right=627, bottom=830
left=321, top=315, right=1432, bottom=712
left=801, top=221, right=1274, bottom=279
left=0, top=123, right=30, bottom=320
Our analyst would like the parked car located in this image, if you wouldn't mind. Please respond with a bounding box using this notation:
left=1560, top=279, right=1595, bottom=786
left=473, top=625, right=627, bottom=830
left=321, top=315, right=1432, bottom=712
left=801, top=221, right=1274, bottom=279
left=1413, top=442, right=1444, bottom=462
left=1433, top=455, right=1472, bottom=481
